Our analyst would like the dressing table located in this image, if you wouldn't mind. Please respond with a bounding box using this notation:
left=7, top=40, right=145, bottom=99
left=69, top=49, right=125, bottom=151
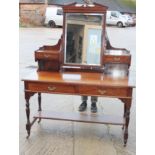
left=22, top=2, right=135, bottom=146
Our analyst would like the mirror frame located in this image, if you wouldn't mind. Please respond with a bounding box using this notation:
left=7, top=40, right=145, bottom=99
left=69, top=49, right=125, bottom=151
left=61, top=3, right=108, bottom=72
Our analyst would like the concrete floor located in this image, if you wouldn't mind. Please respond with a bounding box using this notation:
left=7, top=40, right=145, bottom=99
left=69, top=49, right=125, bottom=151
left=19, top=27, right=136, bottom=155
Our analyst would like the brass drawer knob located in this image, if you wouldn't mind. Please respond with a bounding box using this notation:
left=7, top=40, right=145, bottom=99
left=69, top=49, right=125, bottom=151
left=44, top=54, right=49, bottom=58
left=48, top=86, right=56, bottom=91
left=98, top=90, right=106, bottom=95
left=114, top=57, right=120, bottom=61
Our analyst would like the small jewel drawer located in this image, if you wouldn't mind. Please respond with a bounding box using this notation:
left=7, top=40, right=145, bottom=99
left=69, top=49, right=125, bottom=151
left=103, top=55, right=131, bottom=65
left=35, top=51, right=60, bottom=61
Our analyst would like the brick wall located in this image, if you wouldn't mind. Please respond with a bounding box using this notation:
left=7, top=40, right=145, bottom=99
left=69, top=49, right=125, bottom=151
left=20, top=4, right=46, bottom=26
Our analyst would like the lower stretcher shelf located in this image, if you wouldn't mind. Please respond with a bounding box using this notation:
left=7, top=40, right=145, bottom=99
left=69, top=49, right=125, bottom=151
left=33, top=111, right=125, bottom=125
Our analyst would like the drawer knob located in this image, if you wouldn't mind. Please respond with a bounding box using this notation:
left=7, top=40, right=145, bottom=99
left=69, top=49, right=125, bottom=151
left=48, top=86, right=56, bottom=91
left=44, top=54, right=49, bottom=58
left=114, top=57, right=120, bottom=61
left=98, top=90, right=106, bottom=95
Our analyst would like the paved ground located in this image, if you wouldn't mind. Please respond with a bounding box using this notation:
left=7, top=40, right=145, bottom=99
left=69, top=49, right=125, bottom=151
left=19, top=27, right=136, bottom=155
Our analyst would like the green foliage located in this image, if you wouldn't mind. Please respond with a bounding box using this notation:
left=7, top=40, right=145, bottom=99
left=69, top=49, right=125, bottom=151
left=119, top=0, right=136, bottom=9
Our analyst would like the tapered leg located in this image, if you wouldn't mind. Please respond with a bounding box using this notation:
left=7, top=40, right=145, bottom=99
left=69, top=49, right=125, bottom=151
left=26, top=98, right=31, bottom=138
left=38, top=93, right=42, bottom=123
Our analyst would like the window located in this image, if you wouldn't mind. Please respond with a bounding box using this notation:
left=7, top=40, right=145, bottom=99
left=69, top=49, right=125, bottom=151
left=111, top=12, right=118, bottom=18
left=57, top=9, right=63, bottom=15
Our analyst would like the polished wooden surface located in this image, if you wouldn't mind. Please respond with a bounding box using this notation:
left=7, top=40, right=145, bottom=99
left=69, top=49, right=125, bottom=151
left=63, top=2, right=108, bottom=13
left=35, top=49, right=59, bottom=53
left=35, top=50, right=60, bottom=61
left=22, top=70, right=135, bottom=88
left=23, top=70, right=134, bottom=146
left=35, top=37, right=62, bottom=71
left=103, top=55, right=131, bottom=65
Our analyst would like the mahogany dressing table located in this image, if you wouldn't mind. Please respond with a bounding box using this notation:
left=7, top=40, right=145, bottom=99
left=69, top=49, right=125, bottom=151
left=22, top=2, right=135, bottom=146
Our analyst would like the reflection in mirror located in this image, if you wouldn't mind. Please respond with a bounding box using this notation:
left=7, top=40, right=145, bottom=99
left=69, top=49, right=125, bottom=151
left=65, top=13, right=104, bottom=65
left=104, top=64, right=128, bottom=78
left=105, top=50, right=130, bottom=55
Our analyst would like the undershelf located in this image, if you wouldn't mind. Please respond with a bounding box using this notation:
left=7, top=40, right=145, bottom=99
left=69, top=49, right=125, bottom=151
left=34, top=111, right=125, bottom=125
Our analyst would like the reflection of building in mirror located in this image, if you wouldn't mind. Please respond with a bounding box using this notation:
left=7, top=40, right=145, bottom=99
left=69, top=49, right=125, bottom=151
left=65, top=13, right=104, bottom=65
left=66, top=24, right=84, bottom=64
left=86, top=28, right=102, bottom=65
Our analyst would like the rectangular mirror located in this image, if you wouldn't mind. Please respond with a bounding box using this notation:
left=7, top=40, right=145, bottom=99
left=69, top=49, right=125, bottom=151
left=64, top=13, right=104, bottom=66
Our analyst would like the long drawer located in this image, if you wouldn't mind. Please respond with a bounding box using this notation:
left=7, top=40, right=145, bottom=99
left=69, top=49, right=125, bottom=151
left=103, top=55, right=131, bottom=65
left=27, top=82, right=76, bottom=94
left=78, top=85, right=132, bottom=97
left=26, top=82, right=132, bottom=98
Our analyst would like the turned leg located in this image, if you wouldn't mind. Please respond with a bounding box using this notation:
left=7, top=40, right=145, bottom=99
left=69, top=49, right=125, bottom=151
left=124, top=109, right=130, bottom=146
left=38, top=93, right=42, bottom=123
left=120, top=98, right=132, bottom=146
left=38, top=93, right=42, bottom=111
left=26, top=98, right=31, bottom=138
left=122, top=103, right=127, bottom=130
left=123, top=98, right=131, bottom=147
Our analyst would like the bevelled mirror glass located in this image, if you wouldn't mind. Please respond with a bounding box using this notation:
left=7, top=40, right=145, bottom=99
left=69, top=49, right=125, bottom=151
left=64, top=13, right=104, bottom=66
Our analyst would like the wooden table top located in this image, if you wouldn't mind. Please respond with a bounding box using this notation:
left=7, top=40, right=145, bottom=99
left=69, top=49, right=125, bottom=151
left=22, top=70, right=135, bottom=88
